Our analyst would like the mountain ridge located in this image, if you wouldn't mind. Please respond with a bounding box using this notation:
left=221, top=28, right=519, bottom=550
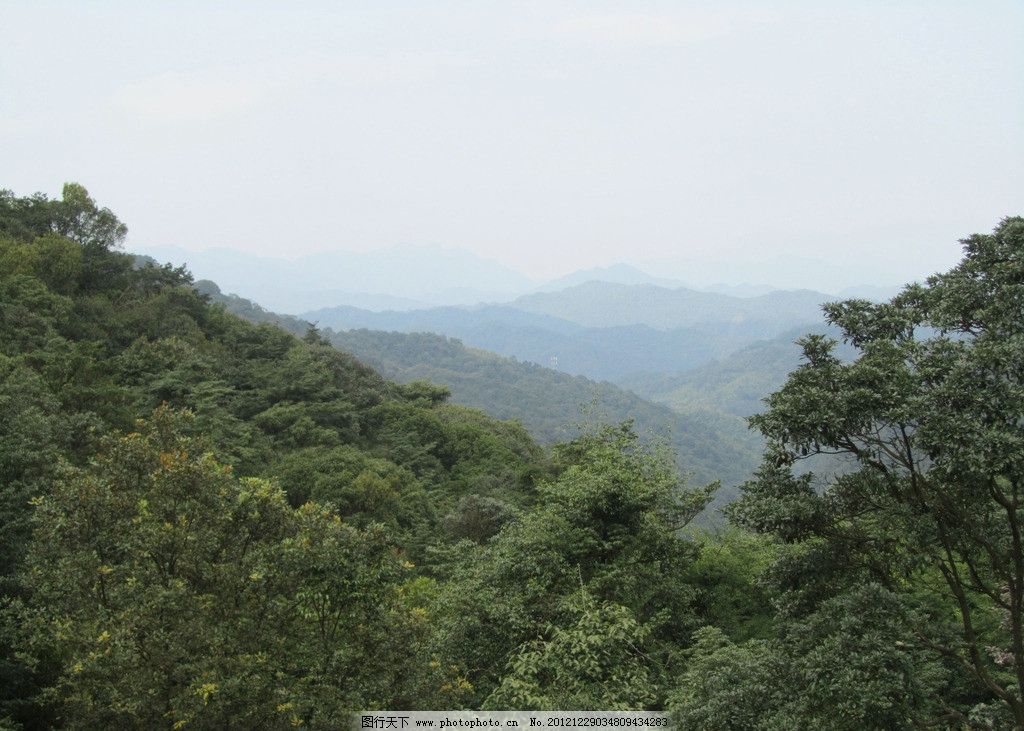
left=197, top=279, right=761, bottom=505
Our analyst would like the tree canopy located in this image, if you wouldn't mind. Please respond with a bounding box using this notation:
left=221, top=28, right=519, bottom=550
left=1, top=184, right=1021, bottom=729
left=713, top=217, right=1024, bottom=728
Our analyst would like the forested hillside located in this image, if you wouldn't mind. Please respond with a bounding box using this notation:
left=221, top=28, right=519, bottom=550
left=303, top=303, right=768, bottom=382
left=620, top=326, right=857, bottom=419
left=2, top=184, right=1023, bottom=728
left=0, top=185, right=550, bottom=725
left=200, top=281, right=760, bottom=500
left=323, top=329, right=761, bottom=493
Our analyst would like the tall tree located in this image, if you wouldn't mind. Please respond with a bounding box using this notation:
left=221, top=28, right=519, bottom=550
left=50, top=183, right=127, bottom=251
left=731, top=217, right=1024, bottom=727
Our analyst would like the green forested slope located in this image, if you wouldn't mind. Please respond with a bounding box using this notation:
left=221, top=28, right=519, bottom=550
left=325, top=328, right=761, bottom=493
left=3, top=185, right=1021, bottom=729
left=620, top=326, right=857, bottom=419
left=0, top=185, right=771, bottom=728
left=302, top=300, right=817, bottom=382
left=0, top=186, right=547, bottom=725
left=197, top=279, right=760, bottom=496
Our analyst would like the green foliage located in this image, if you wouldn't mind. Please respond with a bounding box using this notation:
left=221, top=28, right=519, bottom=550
left=730, top=217, right=1024, bottom=726
left=0, top=358, right=64, bottom=585
left=14, top=183, right=1015, bottom=727
left=442, top=494, right=518, bottom=543
left=15, top=407, right=453, bottom=728
left=484, top=594, right=656, bottom=711
left=48, top=183, right=127, bottom=252
left=0, top=184, right=550, bottom=724
left=679, top=528, right=775, bottom=642
left=668, top=626, right=782, bottom=730
left=669, top=586, right=949, bottom=730
left=433, top=424, right=718, bottom=706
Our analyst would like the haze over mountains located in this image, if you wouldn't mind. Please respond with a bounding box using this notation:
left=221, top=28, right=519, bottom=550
left=182, top=260, right=859, bottom=505
left=193, top=274, right=866, bottom=513
left=144, top=240, right=891, bottom=439
left=302, top=282, right=836, bottom=383
left=140, top=244, right=532, bottom=312
left=146, top=243, right=894, bottom=510
left=194, top=279, right=764, bottom=506
left=138, top=243, right=899, bottom=397
left=138, top=243, right=903, bottom=314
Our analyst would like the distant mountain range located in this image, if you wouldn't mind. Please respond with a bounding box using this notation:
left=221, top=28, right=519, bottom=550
left=533, top=263, right=688, bottom=292
left=509, top=281, right=831, bottom=331
left=193, top=269, right=879, bottom=512
left=168, top=236, right=900, bottom=519
left=302, top=281, right=833, bottom=382
left=302, top=303, right=749, bottom=382
left=139, top=244, right=901, bottom=314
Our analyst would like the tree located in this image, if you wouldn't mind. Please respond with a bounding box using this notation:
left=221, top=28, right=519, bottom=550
left=0, top=183, right=126, bottom=251
left=0, top=358, right=68, bottom=727
left=14, top=407, right=448, bottom=728
left=668, top=586, right=948, bottom=730
left=51, top=183, right=127, bottom=251
left=731, top=217, right=1024, bottom=727
left=484, top=593, right=656, bottom=710
left=435, top=423, right=716, bottom=707
left=667, top=626, right=783, bottom=731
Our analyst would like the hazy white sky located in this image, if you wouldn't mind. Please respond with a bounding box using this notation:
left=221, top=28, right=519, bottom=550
left=2, top=1, right=1021, bottom=285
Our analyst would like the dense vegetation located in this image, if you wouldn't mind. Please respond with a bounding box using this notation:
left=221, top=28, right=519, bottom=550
left=0, top=185, right=547, bottom=726
left=324, top=329, right=760, bottom=490
left=1, top=185, right=1022, bottom=728
left=620, top=326, right=857, bottom=419
left=194, top=282, right=759, bottom=496
left=301, top=296, right=822, bottom=384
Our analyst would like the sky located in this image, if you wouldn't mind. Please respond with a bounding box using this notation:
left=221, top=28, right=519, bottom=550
left=2, top=1, right=1022, bottom=288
